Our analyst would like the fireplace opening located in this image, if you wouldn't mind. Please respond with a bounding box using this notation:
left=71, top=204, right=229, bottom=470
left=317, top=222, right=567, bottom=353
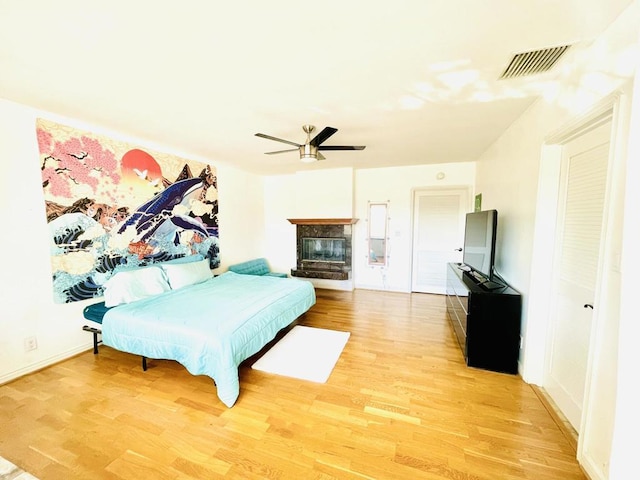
left=302, top=237, right=346, bottom=263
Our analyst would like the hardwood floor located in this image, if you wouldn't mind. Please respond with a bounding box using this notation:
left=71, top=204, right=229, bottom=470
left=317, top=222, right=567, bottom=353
left=0, top=289, right=587, bottom=480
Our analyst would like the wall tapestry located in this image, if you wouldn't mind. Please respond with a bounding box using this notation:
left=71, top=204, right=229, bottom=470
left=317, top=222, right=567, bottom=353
left=36, top=118, right=220, bottom=303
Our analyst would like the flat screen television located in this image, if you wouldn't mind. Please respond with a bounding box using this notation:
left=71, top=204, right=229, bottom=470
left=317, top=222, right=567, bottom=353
left=462, top=209, right=498, bottom=281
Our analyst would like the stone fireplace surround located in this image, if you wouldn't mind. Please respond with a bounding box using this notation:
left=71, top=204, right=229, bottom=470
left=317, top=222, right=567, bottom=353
left=288, top=218, right=358, bottom=280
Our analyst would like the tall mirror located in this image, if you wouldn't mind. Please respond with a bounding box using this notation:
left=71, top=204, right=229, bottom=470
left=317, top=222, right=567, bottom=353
left=368, top=202, right=388, bottom=266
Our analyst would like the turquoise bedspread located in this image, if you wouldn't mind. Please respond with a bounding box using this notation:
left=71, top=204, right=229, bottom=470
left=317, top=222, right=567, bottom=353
left=102, top=271, right=315, bottom=407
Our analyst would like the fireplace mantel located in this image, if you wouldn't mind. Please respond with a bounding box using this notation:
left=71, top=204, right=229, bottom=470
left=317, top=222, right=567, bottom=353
left=287, top=218, right=358, bottom=225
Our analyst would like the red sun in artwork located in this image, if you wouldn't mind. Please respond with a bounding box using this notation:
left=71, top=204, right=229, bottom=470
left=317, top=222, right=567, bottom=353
left=121, top=149, right=162, bottom=184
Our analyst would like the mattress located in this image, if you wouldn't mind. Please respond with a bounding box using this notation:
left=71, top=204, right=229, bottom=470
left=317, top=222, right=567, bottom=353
left=101, top=271, right=315, bottom=407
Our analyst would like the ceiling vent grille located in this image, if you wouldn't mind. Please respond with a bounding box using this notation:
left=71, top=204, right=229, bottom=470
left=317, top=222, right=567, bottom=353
left=499, top=45, right=571, bottom=79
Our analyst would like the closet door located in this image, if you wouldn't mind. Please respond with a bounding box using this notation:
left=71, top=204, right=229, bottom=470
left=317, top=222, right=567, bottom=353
left=545, top=120, right=611, bottom=431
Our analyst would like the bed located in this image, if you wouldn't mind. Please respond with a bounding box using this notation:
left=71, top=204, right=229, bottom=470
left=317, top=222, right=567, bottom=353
left=82, top=260, right=315, bottom=407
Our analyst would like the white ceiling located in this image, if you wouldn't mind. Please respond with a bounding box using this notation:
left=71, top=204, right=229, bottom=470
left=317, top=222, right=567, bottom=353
left=0, top=0, right=634, bottom=175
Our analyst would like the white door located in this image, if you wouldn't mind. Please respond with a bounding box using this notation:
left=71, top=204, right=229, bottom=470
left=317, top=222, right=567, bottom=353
left=411, top=189, right=469, bottom=294
left=545, top=120, right=611, bottom=432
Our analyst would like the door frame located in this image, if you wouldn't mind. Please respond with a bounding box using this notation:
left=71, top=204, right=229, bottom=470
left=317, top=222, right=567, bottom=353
left=523, top=90, right=630, bottom=478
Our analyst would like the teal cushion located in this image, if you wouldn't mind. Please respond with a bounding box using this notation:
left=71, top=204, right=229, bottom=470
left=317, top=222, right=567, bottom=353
left=83, top=301, right=112, bottom=324
left=227, top=258, right=286, bottom=277
left=228, top=258, right=271, bottom=275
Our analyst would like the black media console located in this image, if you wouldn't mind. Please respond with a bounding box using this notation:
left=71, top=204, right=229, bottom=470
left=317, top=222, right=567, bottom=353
left=445, top=262, right=522, bottom=374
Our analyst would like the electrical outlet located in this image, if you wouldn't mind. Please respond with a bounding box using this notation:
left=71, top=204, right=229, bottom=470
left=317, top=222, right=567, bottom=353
left=24, top=336, right=38, bottom=352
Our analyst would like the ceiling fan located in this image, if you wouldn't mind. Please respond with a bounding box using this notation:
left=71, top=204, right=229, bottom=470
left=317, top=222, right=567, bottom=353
left=255, top=125, right=366, bottom=163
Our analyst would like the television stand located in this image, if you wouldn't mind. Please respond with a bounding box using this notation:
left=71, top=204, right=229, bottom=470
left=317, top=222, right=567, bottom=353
left=445, top=263, right=521, bottom=374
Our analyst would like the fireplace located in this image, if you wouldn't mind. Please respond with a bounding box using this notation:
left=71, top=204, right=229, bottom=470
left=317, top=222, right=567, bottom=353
left=302, top=237, right=346, bottom=263
left=288, top=218, right=357, bottom=280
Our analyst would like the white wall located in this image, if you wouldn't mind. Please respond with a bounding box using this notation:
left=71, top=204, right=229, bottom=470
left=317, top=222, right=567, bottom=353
left=263, top=168, right=356, bottom=277
left=353, top=163, right=475, bottom=292
left=610, top=57, right=640, bottom=480
left=263, top=163, right=476, bottom=291
left=473, top=2, right=639, bottom=478
left=292, top=168, right=355, bottom=218
left=0, top=98, right=265, bottom=384
left=263, top=175, right=298, bottom=275
left=474, top=101, right=551, bottom=295
left=216, top=165, right=265, bottom=270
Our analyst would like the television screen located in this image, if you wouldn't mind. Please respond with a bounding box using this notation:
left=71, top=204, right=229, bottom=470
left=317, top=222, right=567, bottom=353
left=462, top=209, right=497, bottom=279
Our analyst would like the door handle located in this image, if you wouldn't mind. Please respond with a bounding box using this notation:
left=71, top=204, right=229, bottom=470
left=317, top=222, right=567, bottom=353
left=584, top=304, right=594, bottom=309
left=454, top=248, right=462, bottom=252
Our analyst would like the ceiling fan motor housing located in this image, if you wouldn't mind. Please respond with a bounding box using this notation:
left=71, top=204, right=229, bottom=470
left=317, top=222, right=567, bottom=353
left=299, top=144, right=319, bottom=162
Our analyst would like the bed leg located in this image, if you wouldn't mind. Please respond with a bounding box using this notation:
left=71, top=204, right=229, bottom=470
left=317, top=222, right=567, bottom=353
left=142, top=356, right=147, bottom=371
left=82, top=325, right=102, bottom=354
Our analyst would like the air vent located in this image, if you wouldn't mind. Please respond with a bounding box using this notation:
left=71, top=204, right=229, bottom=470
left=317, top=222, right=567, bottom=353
left=499, top=45, right=571, bottom=79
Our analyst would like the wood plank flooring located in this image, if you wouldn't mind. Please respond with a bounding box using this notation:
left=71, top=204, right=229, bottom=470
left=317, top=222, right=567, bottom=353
left=0, top=288, right=587, bottom=479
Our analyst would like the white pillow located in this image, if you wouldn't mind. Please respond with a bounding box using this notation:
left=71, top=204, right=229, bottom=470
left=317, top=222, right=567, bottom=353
left=103, top=266, right=171, bottom=307
left=161, top=258, right=212, bottom=290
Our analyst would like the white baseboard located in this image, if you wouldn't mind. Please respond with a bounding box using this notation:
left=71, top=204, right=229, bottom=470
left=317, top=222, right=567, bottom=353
left=354, top=283, right=409, bottom=293
left=0, top=343, right=94, bottom=386
left=580, top=452, right=606, bottom=480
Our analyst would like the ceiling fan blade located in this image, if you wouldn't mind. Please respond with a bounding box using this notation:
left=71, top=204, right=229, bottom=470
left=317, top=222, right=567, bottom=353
left=309, top=126, right=338, bottom=147
left=264, top=148, right=299, bottom=155
left=318, top=145, right=366, bottom=151
left=255, top=133, right=301, bottom=148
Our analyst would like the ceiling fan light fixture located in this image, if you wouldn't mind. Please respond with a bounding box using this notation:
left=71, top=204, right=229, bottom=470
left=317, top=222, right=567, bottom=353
left=299, top=144, right=318, bottom=163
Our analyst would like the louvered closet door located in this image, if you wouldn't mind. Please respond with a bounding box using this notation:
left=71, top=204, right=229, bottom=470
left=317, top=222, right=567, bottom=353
left=411, top=189, right=468, bottom=294
left=546, top=120, right=611, bottom=432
